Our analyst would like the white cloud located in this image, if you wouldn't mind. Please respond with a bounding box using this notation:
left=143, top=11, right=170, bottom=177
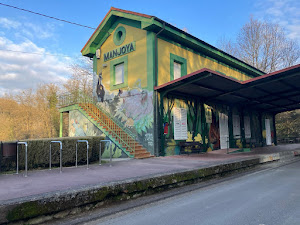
left=0, top=18, right=21, bottom=29
left=255, top=0, right=300, bottom=40
left=0, top=36, right=72, bottom=96
left=0, top=17, right=56, bottom=41
left=0, top=16, right=79, bottom=96
left=21, top=22, right=54, bottom=39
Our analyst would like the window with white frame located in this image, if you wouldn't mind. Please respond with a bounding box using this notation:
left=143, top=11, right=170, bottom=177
left=173, top=61, right=182, bottom=80
left=115, top=63, right=124, bottom=85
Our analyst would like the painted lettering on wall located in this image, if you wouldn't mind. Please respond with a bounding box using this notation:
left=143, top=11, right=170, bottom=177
left=104, top=42, right=136, bottom=62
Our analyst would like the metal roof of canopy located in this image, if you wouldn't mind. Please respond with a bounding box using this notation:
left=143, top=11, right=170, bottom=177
left=154, top=64, right=300, bottom=114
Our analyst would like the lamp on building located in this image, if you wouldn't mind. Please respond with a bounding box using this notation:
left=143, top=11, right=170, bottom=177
left=96, top=49, right=101, bottom=59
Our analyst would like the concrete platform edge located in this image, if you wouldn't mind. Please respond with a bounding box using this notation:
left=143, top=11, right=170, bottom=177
left=1, top=150, right=300, bottom=224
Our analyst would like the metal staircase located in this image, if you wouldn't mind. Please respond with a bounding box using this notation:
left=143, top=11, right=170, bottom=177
left=59, top=93, right=152, bottom=159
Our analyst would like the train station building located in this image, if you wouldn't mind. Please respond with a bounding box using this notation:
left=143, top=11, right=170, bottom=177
left=59, top=7, right=300, bottom=158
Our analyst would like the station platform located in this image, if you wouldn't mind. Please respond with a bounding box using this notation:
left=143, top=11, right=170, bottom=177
left=1, top=144, right=300, bottom=224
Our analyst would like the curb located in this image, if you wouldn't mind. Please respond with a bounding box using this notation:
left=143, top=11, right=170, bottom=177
left=1, top=150, right=300, bottom=224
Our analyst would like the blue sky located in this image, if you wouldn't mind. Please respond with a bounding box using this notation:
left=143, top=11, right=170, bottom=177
left=0, top=0, right=299, bottom=95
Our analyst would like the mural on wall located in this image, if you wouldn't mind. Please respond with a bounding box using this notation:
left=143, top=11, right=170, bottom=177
left=69, top=110, right=102, bottom=137
left=93, top=73, right=154, bottom=154
left=96, top=73, right=105, bottom=102
left=162, top=97, right=230, bottom=155
left=208, top=111, right=220, bottom=150
left=69, top=110, right=128, bottom=158
left=163, top=97, right=207, bottom=155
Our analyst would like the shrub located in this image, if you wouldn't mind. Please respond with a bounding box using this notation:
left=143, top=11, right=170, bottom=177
left=0, top=136, right=106, bottom=172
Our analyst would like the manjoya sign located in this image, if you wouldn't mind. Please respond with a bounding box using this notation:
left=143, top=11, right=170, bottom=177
left=104, top=42, right=136, bottom=62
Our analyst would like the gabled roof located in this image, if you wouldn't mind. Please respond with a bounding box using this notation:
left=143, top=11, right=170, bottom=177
left=82, top=7, right=265, bottom=77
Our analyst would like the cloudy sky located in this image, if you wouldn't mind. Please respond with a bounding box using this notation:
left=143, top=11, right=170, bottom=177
left=0, top=0, right=299, bottom=96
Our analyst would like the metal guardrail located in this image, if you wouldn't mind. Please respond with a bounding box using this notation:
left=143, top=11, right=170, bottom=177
left=76, top=140, right=89, bottom=169
left=50, top=141, right=63, bottom=173
left=16, top=142, right=28, bottom=177
left=100, top=140, right=112, bottom=167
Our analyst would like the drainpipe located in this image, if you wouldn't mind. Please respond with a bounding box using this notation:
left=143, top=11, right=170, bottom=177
left=154, top=22, right=165, bottom=87
left=153, top=22, right=166, bottom=157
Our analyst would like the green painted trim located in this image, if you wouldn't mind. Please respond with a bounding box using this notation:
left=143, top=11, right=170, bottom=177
left=153, top=20, right=264, bottom=77
left=59, top=104, right=79, bottom=113
left=60, top=104, right=136, bottom=157
left=160, top=37, right=257, bottom=79
left=146, top=31, right=155, bottom=91
left=95, top=33, right=111, bottom=52
left=76, top=107, right=133, bottom=158
left=82, top=11, right=148, bottom=56
left=82, top=9, right=263, bottom=78
left=110, top=55, right=128, bottom=90
left=113, top=26, right=126, bottom=46
left=95, top=19, right=141, bottom=51
left=93, top=55, right=97, bottom=74
left=170, top=53, right=187, bottom=81
left=59, top=112, right=63, bottom=138
left=159, top=93, right=166, bottom=156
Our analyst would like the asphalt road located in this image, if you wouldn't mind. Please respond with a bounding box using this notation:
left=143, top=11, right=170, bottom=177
left=84, top=160, right=300, bottom=225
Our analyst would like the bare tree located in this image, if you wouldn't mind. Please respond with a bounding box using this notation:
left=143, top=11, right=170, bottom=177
left=63, top=57, right=93, bottom=97
left=217, top=36, right=239, bottom=57
left=217, top=17, right=300, bottom=73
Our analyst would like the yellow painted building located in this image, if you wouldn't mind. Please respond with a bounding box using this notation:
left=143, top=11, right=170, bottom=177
left=60, top=7, right=287, bottom=158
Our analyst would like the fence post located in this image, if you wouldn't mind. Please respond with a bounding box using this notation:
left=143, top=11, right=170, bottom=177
left=16, top=142, right=28, bottom=177
left=76, top=140, right=89, bottom=169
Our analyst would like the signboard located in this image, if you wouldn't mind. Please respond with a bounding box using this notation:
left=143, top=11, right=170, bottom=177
left=173, top=107, right=188, bottom=140
left=104, top=41, right=136, bottom=62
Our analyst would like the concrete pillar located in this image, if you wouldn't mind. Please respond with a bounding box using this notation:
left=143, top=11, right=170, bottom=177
left=239, top=108, right=246, bottom=148
left=273, top=114, right=277, bottom=146
left=228, top=107, right=234, bottom=148
left=59, top=112, right=63, bottom=138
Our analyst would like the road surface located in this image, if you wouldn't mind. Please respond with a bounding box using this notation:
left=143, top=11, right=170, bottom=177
left=84, top=160, right=300, bottom=225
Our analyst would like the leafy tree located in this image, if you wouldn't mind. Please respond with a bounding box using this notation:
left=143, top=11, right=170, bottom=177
left=276, top=110, right=300, bottom=140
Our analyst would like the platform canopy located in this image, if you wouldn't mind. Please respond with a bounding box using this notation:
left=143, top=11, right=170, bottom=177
left=154, top=64, right=300, bottom=114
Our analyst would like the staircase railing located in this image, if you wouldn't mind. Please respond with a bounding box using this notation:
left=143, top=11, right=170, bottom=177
left=58, top=91, right=138, bottom=155
left=59, top=92, right=137, bottom=139
left=84, top=103, right=136, bottom=156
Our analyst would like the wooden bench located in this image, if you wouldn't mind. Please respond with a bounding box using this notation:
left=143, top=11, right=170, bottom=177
left=178, top=141, right=205, bottom=155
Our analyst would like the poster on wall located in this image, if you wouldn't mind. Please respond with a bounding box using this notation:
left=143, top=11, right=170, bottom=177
left=173, top=107, right=188, bottom=140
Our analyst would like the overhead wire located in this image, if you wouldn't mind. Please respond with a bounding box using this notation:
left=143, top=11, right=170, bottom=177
left=0, top=2, right=96, bottom=30
left=0, top=2, right=96, bottom=57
